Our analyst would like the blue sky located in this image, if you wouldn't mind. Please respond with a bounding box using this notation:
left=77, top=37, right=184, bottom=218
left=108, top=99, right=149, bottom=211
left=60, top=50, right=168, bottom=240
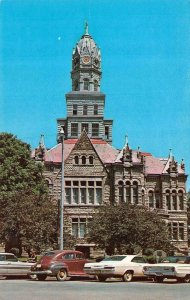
left=1, top=0, right=190, bottom=187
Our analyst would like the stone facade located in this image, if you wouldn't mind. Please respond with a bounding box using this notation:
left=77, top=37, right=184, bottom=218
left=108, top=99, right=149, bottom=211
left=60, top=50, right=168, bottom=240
left=34, top=25, right=188, bottom=257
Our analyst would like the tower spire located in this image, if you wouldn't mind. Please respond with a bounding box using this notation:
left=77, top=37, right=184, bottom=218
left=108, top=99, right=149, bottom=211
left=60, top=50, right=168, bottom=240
left=84, top=21, right=89, bottom=35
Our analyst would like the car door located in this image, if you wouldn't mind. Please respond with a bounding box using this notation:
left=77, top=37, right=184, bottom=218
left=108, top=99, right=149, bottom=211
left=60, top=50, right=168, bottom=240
left=62, top=253, right=77, bottom=275
left=131, top=257, right=147, bottom=276
left=5, top=254, right=26, bottom=275
left=75, top=252, right=87, bottom=275
left=0, top=254, right=8, bottom=276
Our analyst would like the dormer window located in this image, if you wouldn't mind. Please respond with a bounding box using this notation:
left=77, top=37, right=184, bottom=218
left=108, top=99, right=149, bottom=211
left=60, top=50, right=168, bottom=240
left=81, top=156, right=86, bottom=165
left=89, top=156, right=94, bottom=165
left=74, top=156, right=79, bottom=165
left=84, top=78, right=89, bottom=90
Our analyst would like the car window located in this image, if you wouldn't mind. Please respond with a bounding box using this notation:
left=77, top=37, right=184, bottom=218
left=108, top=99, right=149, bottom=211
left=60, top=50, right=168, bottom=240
left=44, top=252, right=56, bottom=257
left=76, top=253, right=84, bottom=260
left=161, top=256, right=186, bottom=263
left=6, top=255, right=18, bottom=262
left=103, top=256, right=126, bottom=261
left=131, top=257, right=146, bottom=263
left=0, top=255, right=6, bottom=261
left=63, top=253, right=75, bottom=260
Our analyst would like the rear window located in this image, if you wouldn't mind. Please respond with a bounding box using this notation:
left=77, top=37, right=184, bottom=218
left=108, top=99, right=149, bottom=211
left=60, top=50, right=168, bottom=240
left=161, top=256, right=186, bottom=263
left=43, top=252, right=56, bottom=257
left=103, top=256, right=126, bottom=262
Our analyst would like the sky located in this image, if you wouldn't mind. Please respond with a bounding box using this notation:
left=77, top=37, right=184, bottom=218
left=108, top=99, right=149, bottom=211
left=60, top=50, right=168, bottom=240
left=0, top=0, right=190, bottom=187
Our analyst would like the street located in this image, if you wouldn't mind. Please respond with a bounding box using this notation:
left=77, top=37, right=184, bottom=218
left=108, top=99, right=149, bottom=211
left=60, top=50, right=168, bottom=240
left=0, top=277, right=189, bottom=300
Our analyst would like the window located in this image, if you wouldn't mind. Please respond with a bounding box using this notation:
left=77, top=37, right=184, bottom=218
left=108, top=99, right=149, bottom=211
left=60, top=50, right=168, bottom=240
left=74, top=80, right=79, bottom=91
left=166, top=190, right=171, bottom=210
left=96, top=188, right=102, bottom=204
left=83, top=105, right=88, bottom=115
left=73, top=104, right=77, bottom=115
left=73, top=188, right=79, bottom=204
left=94, top=80, right=98, bottom=91
left=105, top=126, right=109, bottom=139
left=81, top=156, right=86, bottom=165
left=81, top=123, right=89, bottom=133
left=172, top=190, right=177, bottom=210
left=118, top=181, right=124, bottom=203
left=168, top=222, right=185, bottom=241
left=71, top=123, right=78, bottom=137
left=126, top=181, right=131, bottom=203
left=88, top=188, right=94, bottom=204
left=178, top=191, right=184, bottom=210
left=179, top=223, right=184, bottom=240
left=142, top=189, right=145, bottom=205
left=81, top=188, right=86, bottom=204
left=74, top=156, right=79, bottom=165
left=84, top=78, right=89, bottom=90
left=155, top=191, right=160, bottom=209
left=173, top=222, right=178, bottom=240
left=148, top=191, right=154, bottom=208
left=65, top=188, right=71, bottom=204
left=89, top=156, right=94, bottom=165
left=94, top=104, right=98, bottom=115
left=92, top=124, right=99, bottom=137
left=131, top=257, right=146, bottom=263
left=63, top=253, right=75, bottom=260
left=72, top=218, right=87, bottom=238
left=133, top=182, right=138, bottom=204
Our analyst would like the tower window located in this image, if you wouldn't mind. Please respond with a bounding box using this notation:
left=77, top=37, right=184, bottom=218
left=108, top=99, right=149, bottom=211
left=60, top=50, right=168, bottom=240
left=89, top=156, right=94, bottom=165
left=74, top=80, right=79, bottom=91
left=105, top=126, right=109, bottom=139
left=93, top=104, right=98, bottom=115
left=94, top=80, right=98, bottom=91
left=84, top=78, right=89, bottom=90
left=92, top=124, right=99, bottom=137
left=83, top=105, right=88, bottom=115
left=81, top=156, right=86, bottom=165
left=71, top=123, right=78, bottom=137
left=81, top=123, right=89, bottom=133
left=73, top=105, right=77, bottom=115
left=74, top=156, right=79, bottom=165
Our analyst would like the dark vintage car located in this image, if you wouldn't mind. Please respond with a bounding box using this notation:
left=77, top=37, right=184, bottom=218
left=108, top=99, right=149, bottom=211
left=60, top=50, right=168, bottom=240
left=0, top=252, right=36, bottom=279
left=29, top=250, right=90, bottom=281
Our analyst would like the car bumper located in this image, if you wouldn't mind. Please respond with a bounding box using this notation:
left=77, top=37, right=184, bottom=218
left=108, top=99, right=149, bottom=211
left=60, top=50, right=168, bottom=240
left=29, top=270, right=53, bottom=276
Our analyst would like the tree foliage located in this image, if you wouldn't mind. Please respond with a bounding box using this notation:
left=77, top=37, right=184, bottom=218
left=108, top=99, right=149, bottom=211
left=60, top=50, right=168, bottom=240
left=87, top=204, right=172, bottom=255
left=0, top=133, right=58, bottom=255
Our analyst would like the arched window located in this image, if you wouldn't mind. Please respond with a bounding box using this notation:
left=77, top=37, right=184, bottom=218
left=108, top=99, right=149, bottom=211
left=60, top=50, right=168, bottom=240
left=155, top=190, right=160, bottom=209
left=118, top=181, right=124, bottom=203
left=74, top=156, right=79, bottom=165
left=148, top=190, right=154, bottom=208
left=83, top=78, right=89, bottom=90
left=89, top=156, right=94, bottom=165
left=94, top=80, right=98, bottom=91
left=81, top=156, right=86, bottom=165
left=172, top=190, right=177, bottom=210
left=178, top=190, right=184, bottom=210
left=125, top=181, right=131, bottom=203
left=166, top=190, right=171, bottom=210
left=133, top=181, right=138, bottom=204
left=142, top=189, right=145, bottom=205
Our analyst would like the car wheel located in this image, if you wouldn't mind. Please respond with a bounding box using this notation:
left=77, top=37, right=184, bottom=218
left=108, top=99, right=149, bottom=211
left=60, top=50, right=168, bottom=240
left=37, top=274, right=47, bottom=281
left=123, top=271, right=133, bottom=282
left=183, top=275, right=190, bottom=283
left=155, top=276, right=164, bottom=283
left=56, top=269, right=67, bottom=281
left=97, top=275, right=107, bottom=282
left=29, top=274, right=37, bottom=280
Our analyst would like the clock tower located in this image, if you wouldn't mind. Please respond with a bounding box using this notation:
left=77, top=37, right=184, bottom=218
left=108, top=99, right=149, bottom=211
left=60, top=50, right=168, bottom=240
left=57, top=23, right=113, bottom=143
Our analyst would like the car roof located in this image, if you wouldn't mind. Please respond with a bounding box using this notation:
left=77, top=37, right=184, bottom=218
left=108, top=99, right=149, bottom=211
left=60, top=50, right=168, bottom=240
left=0, top=253, right=15, bottom=255
left=43, top=250, right=83, bottom=255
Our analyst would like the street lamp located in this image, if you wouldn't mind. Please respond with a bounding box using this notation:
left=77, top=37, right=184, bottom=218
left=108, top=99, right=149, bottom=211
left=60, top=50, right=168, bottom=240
left=60, top=127, right=65, bottom=250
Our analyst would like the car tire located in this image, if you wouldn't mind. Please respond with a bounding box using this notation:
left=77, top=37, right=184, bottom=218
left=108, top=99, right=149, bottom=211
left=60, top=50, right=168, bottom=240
left=182, top=275, right=190, bottom=283
left=56, top=269, right=67, bottom=281
left=123, top=271, right=133, bottom=282
left=37, top=274, right=47, bottom=281
left=155, top=276, right=164, bottom=283
left=97, top=275, right=107, bottom=282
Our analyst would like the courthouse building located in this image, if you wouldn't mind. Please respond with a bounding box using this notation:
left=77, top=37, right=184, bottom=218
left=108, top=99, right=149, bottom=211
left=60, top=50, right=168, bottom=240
left=34, top=25, right=188, bottom=256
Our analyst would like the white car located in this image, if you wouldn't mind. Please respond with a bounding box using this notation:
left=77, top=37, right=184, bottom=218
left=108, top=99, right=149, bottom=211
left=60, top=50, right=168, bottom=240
left=0, top=252, right=36, bottom=279
left=84, top=255, right=148, bottom=282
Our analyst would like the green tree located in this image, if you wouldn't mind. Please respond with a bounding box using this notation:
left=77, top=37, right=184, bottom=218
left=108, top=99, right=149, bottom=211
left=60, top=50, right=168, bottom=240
left=87, top=204, right=172, bottom=255
left=0, top=133, right=57, bottom=255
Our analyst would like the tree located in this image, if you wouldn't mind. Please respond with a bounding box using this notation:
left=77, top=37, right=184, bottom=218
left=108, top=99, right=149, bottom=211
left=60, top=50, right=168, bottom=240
left=87, top=204, right=172, bottom=255
left=0, top=133, right=57, bottom=255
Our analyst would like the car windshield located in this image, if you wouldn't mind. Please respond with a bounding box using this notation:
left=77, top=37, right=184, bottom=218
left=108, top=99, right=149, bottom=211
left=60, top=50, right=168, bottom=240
left=102, top=256, right=127, bottom=262
left=43, top=252, right=56, bottom=257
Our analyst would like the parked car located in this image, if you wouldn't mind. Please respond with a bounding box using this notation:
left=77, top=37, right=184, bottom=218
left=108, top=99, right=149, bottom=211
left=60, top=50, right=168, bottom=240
left=29, top=250, right=90, bottom=281
left=0, top=252, right=36, bottom=279
left=84, top=255, right=148, bottom=282
left=143, top=256, right=190, bottom=283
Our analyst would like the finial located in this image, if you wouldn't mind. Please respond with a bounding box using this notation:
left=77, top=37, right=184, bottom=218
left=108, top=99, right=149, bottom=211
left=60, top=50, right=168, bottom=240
left=84, top=21, right=89, bottom=35
left=169, top=148, right=172, bottom=158
left=39, top=134, right=45, bottom=149
left=125, top=134, right=128, bottom=147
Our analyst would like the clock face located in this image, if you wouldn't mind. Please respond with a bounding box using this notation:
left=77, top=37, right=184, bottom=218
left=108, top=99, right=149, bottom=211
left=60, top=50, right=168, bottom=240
left=82, top=56, right=90, bottom=64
